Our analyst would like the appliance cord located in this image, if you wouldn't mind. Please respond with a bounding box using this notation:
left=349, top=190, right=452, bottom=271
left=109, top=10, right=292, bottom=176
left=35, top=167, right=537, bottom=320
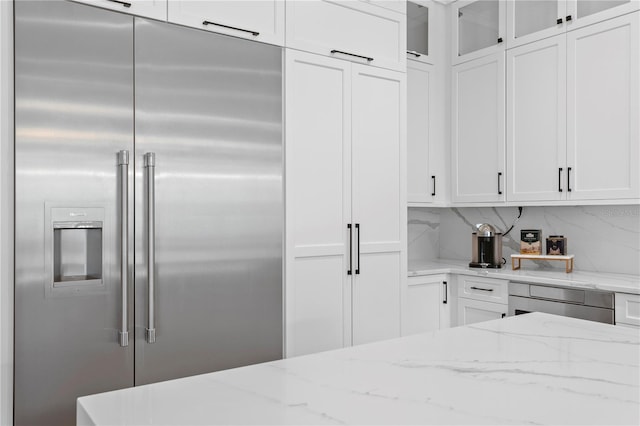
left=501, top=206, right=523, bottom=237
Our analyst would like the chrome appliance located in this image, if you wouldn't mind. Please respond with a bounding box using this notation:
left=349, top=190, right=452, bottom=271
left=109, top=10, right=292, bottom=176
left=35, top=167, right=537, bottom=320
left=14, top=2, right=283, bottom=424
left=508, top=282, right=614, bottom=324
left=469, top=223, right=503, bottom=268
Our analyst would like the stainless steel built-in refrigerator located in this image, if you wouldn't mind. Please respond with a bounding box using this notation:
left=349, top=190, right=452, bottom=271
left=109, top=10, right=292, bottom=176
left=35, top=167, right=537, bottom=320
left=14, top=2, right=283, bottom=424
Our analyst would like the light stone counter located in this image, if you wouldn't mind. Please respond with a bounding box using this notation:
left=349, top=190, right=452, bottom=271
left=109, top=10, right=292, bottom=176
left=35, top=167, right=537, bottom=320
left=77, top=313, right=640, bottom=425
left=409, top=258, right=640, bottom=294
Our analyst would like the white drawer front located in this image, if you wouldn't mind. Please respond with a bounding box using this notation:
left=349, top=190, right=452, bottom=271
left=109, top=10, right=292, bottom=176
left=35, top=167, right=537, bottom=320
left=286, top=0, right=406, bottom=72
left=615, top=293, right=640, bottom=327
left=459, top=276, right=508, bottom=304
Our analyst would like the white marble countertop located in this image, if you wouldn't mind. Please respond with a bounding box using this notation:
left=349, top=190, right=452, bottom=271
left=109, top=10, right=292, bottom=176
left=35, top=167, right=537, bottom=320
left=409, top=258, right=640, bottom=294
left=77, top=313, right=640, bottom=425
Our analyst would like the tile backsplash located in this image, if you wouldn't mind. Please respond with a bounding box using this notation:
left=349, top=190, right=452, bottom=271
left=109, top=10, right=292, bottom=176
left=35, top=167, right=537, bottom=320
left=409, top=205, right=640, bottom=275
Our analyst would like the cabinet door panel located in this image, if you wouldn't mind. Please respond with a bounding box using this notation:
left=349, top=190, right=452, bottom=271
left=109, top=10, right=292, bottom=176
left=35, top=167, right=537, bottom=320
left=453, top=0, right=506, bottom=64
left=567, top=13, right=639, bottom=200
left=404, top=278, right=445, bottom=336
left=407, top=61, right=433, bottom=203
left=352, top=252, right=401, bottom=345
left=352, top=65, right=404, bottom=246
left=457, top=298, right=506, bottom=326
left=452, top=53, right=505, bottom=202
left=71, top=0, right=167, bottom=20
left=285, top=51, right=351, bottom=357
left=566, top=0, right=639, bottom=31
left=506, top=0, right=566, bottom=49
left=167, top=0, right=284, bottom=46
left=507, top=35, right=566, bottom=202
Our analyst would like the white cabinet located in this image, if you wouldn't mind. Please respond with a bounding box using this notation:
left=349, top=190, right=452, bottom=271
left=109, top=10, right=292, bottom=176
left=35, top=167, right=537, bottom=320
left=615, top=292, right=640, bottom=327
left=506, top=34, right=567, bottom=202
left=407, top=60, right=446, bottom=204
left=457, top=276, right=508, bottom=326
left=70, top=0, right=167, bottom=20
left=285, top=50, right=405, bottom=356
left=407, top=0, right=434, bottom=64
left=285, top=0, right=406, bottom=72
left=403, top=275, right=451, bottom=335
left=506, top=0, right=566, bottom=49
left=167, top=0, right=284, bottom=46
left=566, top=12, right=639, bottom=200
left=451, top=52, right=506, bottom=203
left=565, top=0, right=640, bottom=31
left=507, top=12, right=639, bottom=203
left=452, top=0, right=506, bottom=65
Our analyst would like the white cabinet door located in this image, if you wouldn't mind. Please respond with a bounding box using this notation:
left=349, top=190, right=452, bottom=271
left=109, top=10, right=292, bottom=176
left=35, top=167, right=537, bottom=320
left=285, top=51, right=352, bottom=357
left=407, top=0, right=434, bottom=64
left=452, top=0, right=506, bottom=64
left=404, top=276, right=450, bottom=336
left=506, top=0, right=566, bottom=49
left=452, top=53, right=506, bottom=203
left=567, top=12, right=639, bottom=200
left=285, top=0, right=406, bottom=72
left=71, top=0, right=167, bottom=20
left=615, top=292, right=640, bottom=327
left=565, top=0, right=640, bottom=31
left=407, top=60, right=435, bottom=203
left=167, top=0, right=284, bottom=46
left=351, top=64, right=405, bottom=345
left=507, top=34, right=567, bottom=202
left=458, top=298, right=506, bottom=326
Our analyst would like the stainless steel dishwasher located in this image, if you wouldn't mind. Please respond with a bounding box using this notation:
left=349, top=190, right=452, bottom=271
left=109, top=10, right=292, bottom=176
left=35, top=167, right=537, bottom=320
left=508, top=282, right=615, bottom=324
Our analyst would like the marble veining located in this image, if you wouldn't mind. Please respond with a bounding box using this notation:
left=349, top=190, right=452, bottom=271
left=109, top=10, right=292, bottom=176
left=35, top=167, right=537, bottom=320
left=78, top=313, right=640, bottom=425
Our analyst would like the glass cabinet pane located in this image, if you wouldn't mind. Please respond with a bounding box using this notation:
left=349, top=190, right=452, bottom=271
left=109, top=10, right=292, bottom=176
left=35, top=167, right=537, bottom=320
left=408, top=2, right=429, bottom=55
left=515, top=0, right=558, bottom=38
left=577, top=0, right=629, bottom=18
left=458, top=0, right=499, bottom=56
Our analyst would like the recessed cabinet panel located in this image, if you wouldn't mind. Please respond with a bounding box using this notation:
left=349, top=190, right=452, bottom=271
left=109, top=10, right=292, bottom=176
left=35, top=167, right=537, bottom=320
left=567, top=12, right=639, bottom=200
left=407, top=61, right=432, bottom=203
left=507, top=35, right=566, bottom=202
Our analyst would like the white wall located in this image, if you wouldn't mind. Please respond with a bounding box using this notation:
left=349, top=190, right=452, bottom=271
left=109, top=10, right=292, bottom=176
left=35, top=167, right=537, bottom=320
left=409, top=205, right=640, bottom=275
left=1, top=0, right=14, bottom=424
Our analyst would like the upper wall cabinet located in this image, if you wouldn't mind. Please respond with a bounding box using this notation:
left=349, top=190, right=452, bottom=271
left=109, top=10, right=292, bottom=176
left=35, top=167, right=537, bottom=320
left=407, top=1, right=433, bottom=63
left=452, top=52, right=506, bottom=203
left=285, top=0, right=407, bottom=72
left=452, top=0, right=506, bottom=64
left=565, top=0, right=640, bottom=31
left=506, top=0, right=566, bottom=49
left=167, top=1, right=285, bottom=46
left=70, top=0, right=167, bottom=20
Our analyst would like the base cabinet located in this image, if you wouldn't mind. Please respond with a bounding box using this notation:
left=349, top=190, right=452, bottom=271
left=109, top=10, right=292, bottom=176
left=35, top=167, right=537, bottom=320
left=403, top=275, right=451, bottom=336
left=458, top=298, right=506, bottom=325
left=457, top=276, right=508, bottom=326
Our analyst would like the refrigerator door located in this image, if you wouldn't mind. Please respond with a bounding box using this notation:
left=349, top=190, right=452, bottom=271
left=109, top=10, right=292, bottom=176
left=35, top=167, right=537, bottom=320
left=14, top=1, right=135, bottom=425
left=134, top=19, right=283, bottom=385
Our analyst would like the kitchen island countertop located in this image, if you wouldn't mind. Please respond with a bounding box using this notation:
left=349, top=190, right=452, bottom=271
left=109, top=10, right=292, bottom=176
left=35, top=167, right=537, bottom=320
left=77, top=313, right=640, bottom=425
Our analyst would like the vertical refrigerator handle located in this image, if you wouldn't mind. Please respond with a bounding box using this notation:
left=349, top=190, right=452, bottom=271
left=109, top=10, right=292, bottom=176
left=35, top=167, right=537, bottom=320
left=117, top=150, right=129, bottom=347
left=145, top=153, right=157, bottom=343
left=347, top=224, right=352, bottom=275
left=355, top=224, right=360, bottom=275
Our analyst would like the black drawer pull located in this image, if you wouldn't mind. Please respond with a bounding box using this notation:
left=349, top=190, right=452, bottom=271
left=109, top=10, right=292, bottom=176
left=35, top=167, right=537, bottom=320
left=470, top=286, right=494, bottom=292
left=107, top=0, right=131, bottom=7
left=202, top=21, right=259, bottom=36
left=331, top=50, right=374, bottom=62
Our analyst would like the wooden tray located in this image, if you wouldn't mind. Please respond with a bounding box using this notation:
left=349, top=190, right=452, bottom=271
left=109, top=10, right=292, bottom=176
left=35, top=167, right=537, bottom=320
left=511, top=254, right=575, bottom=273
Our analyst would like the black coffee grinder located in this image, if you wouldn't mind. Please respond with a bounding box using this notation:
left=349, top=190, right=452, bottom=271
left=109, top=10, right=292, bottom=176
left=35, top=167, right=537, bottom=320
left=469, top=223, right=503, bottom=268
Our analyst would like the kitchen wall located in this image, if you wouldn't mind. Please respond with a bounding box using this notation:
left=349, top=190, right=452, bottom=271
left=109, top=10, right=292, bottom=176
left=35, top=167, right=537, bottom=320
left=409, top=205, right=640, bottom=275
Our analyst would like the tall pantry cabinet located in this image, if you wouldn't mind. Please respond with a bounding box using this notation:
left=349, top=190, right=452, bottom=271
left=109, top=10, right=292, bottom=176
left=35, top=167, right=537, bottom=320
left=285, top=49, right=406, bottom=357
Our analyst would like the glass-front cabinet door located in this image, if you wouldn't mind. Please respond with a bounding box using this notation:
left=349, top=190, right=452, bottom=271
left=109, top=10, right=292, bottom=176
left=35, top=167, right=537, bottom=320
left=407, top=1, right=432, bottom=63
left=507, top=0, right=567, bottom=48
left=453, top=0, right=506, bottom=64
left=566, top=0, right=639, bottom=30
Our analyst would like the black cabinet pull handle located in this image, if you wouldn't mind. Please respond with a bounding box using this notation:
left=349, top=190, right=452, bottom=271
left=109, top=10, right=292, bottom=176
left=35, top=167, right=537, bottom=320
left=347, top=224, right=352, bottom=275
left=558, top=167, right=563, bottom=192
left=470, top=286, right=494, bottom=292
left=557, top=18, right=563, bottom=24
left=566, top=15, right=572, bottom=21
left=407, top=50, right=422, bottom=58
left=443, top=281, right=448, bottom=304
left=431, top=176, right=436, bottom=196
left=567, top=167, right=572, bottom=192
left=202, top=21, right=259, bottom=36
left=498, top=172, right=503, bottom=195
left=107, top=0, right=131, bottom=7
left=501, top=313, right=506, bottom=318
left=355, top=224, right=360, bottom=275
left=331, top=50, right=374, bottom=62
left=497, top=37, right=503, bottom=43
